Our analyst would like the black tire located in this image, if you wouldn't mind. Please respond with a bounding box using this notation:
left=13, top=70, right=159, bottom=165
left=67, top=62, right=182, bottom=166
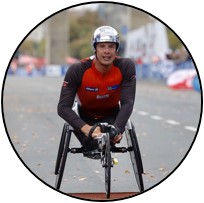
left=104, top=134, right=111, bottom=198
left=55, top=124, right=71, bottom=190
left=125, top=127, right=144, bottom=192
left=131, top=123, right=144, bottom=174
left=55, top=123, right=68, bottom=175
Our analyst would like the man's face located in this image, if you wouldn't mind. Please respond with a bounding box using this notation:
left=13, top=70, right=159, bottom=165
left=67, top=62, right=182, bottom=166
left=96, top=42, right=117, bottom=66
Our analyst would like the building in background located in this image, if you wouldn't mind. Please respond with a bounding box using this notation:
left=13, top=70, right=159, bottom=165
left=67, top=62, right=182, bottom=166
left=124, top=21, right=169, bottom=62
left=45, top=11, right=69, bottom=65
left=28, top=24, right=45, bottom=42
left=98, top=3, right=156, bottom=55
left=98, top=3, right=155, bottom=34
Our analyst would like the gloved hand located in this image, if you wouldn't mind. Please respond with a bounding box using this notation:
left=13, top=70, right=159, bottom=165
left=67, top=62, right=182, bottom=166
left=109, top=126, right=123, bottom=143
left=109, top=125, right=120, bottom=139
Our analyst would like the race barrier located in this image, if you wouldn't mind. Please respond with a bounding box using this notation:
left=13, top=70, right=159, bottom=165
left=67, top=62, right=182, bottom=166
left=7, top=60, right=201, bottom=92
left=166, top=69, right=197, bottom=89
left=193, top=75, right=201, bottom=92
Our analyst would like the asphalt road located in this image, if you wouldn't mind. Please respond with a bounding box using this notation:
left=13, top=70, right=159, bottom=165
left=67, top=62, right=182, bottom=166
left=2, top=76, right=202, bottom=195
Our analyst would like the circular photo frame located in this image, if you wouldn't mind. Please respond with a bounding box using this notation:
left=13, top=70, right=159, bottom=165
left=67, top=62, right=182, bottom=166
left=1, top=1, right=203, bottom=201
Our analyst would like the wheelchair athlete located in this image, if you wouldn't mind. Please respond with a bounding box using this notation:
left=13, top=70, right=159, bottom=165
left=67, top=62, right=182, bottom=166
left=57, top=26, right=136, bottom=157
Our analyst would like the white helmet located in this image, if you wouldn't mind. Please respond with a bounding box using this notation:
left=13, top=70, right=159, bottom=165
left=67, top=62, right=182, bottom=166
left=92, top=26, right=120, bottom=52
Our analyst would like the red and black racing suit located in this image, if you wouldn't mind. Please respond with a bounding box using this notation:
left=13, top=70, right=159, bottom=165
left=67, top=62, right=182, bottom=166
left=57, top=56, right=136, bottom=148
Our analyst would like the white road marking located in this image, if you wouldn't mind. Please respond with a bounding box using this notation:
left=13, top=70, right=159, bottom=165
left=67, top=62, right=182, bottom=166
left=137, top=110, right=197, bottom=133
left=165, top=120, right=180, bottom=125
left=150, top=115, right=163, bottom=120
left=184, top=126, right=197, bottom=132
left=138, top=111, right=149, bottom=116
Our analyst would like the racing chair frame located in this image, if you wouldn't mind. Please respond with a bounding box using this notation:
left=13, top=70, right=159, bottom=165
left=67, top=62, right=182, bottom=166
left=54, top=102, right=144, bottom=198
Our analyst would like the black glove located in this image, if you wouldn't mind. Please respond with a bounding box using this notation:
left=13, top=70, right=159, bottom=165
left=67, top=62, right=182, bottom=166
left=109, top=126, right=121, bottom=139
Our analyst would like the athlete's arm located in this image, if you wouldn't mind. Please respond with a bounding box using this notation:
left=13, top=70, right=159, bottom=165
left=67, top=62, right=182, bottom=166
left=57, top=64, right=87, bottom=132
left=114, top=58, right=136, bottom=133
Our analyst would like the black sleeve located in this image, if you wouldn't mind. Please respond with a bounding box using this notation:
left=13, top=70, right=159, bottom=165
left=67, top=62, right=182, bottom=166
left=57, top=63, right=86, bottom=131
left=114, top=58, right=136, bottom=132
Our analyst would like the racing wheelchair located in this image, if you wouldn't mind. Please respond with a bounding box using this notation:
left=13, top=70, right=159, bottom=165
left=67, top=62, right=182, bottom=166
left=54, top=103, right=144, bottom=198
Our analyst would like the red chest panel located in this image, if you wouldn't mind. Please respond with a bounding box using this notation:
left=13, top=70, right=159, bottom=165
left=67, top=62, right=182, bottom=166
left=77, top=64, right=122, bottom=117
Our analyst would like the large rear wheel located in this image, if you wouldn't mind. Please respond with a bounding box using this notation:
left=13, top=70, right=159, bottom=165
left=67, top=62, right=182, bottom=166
left=131, top=123, right=144, bottom=174
left=55, top=123, right=68, bottom=175
left=55, top=124, right=71, bottom=190
left=125, top=126, right=144, bottom=192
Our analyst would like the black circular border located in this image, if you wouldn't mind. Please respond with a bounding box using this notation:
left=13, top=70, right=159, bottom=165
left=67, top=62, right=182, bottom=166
left=1, top=1, right=203, bottom=202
